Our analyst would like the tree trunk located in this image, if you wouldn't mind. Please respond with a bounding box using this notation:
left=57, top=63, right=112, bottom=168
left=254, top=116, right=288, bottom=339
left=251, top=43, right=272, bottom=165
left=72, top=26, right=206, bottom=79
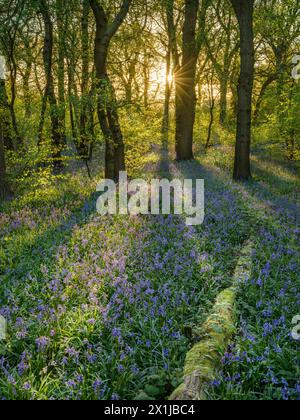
left=38, top=0, right=63, bottom=171
left=175, top=0, right=199, bottom=161
left=219, top=75, right=228, bottom=125
left=143, top=53, right=150, bottom=109
left=90, top=0, right=131, bottom=181
left=79, top=0, right=91, bottom=160
left=7, top=53, right=22, bottom=147
left=0, top=123, right=9, bottom=201
left=229, top=74, right=238, bottom=116
left=23, top=62, right=32, bottom=118
left=164, top=0, right=179, bottom=147
left=0, top=79, right=14, bottom=151
left=231, top=0, right=255, bottom=181
left=253, top=73, right=277, bottom=125
left=22, top=37, right=34, bottom=119
left=93, top=40, right=118, bottom=180
left=67, top=58, right=79, bottom=145
left=87, top=86, right=96, bottom=160
left=56, top=0, right=66, bottom=145
left=124, top=54, right=137, bottom=104
left=0, top=80, right=11, bottom=200
left=107, top=85, right=126, bottom=179
left=205, top=76, right=215, bottom=150
left=162, top=45, right=172, bottom=142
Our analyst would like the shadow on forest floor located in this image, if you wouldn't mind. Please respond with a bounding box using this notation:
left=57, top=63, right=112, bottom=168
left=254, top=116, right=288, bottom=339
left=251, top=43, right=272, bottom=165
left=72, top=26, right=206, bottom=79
left=153, top=146, right=258, bottom=281
left=203, top=146, right=300, bottom=225
left=0, top=190, right=99, bottom=290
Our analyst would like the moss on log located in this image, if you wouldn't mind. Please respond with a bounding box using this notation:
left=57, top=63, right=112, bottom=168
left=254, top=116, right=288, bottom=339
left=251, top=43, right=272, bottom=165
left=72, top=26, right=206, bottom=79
left=170, top=240, right=253, bottom=400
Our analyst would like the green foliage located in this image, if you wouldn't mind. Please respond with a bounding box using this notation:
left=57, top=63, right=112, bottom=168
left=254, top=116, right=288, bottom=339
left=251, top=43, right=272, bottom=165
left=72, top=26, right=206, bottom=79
left=121, top=108, right=163, bottom=177
left=0, top=0, right=299, bottom=402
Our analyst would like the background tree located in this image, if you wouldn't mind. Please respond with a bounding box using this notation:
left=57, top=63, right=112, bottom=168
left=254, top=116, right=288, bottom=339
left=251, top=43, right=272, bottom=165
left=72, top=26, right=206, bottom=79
left=0, top=61, right=11, bottom=200
left=254, top=0, right=300, bottom=124
left=38, top=0, right=65, bottom=171
left=175, top=0, right=210, bottom=161
left=230, top=0, right=255, bottom=181
left=205, top=0, right=239, bottom=125
left=0, top=0, right=26, bottom=148
left=0, top=0, right=299, bottom=192
left=89, top=0, right=132, bottom=181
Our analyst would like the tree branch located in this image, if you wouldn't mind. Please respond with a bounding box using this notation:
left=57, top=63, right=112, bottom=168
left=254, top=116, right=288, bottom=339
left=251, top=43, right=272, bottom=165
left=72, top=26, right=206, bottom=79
left=106, top=0, right=133, bottom=40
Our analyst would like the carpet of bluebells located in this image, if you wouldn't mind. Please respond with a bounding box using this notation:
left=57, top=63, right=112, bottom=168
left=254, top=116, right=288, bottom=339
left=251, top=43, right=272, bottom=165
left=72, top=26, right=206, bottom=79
left=0, top=147, right=299, bottom=400
left=205, top=149, right=300, bottom=400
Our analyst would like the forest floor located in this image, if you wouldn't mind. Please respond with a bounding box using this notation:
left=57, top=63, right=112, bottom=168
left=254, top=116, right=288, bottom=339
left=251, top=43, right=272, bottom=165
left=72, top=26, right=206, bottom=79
left=0, top=142, right=299, bottom=400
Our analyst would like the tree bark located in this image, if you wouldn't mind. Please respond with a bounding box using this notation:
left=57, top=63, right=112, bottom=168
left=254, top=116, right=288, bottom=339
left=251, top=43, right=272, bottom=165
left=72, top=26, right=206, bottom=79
left=38, top=0, right=64, bottom=171
left=67, top=57, right=79, bottom=146
left=0, top=79, right=11, bottom=200
left=143, top=52, right=150, bottom=109
left=163, top=0, right=179, bottom=146
left=89, top=0, right=132, bottom=181
left=166, top=0, right=180, bottom=70
left=162, top=45, right=172, bottom=142
left=22, top=61, right=32, bottom=118
left=175, top=0, right=200, bottom=161
left=219, top=75, right=228, bottom=125
left=231, top=0, right=255, bottom=181
left=56, top=0, right=66, bottom=145
left=79, top=0, right=91, bottom=160
left=7, top=52, right=22, bottom=147
left=0, top=122, right=9, bottom=201
left=0, top=78, right=14, bottom=151
left=21, top=35, right=35, bottom=119
left=205, top=74, right=215, bottom=150
left=253, top=73, right=277, bottom=124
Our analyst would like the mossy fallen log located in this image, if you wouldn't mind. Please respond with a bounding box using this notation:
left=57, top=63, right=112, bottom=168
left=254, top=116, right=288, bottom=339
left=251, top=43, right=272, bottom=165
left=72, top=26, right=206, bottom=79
left=170, top=240, right=253, bottom=400
left=170, top=288, right=236, bottom=400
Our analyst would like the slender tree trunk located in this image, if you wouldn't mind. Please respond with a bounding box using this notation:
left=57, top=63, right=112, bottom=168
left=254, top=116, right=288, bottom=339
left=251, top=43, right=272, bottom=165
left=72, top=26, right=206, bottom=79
left=23, top=62, right=32, bottom=118
left=69, top=95, right=77, bottom=143
left=38, top=0, right=63, bottom=171
left=282, top=81, right=296, bottom=160
left=0, top=79, right=11, bottom=200
left=8, top=54, right=22, bottom=147
left=107, top=83, right=125, bottom=178
left=34, top=61, right=43, bottom=97
left=143, top=54, right=150, bottom=109
left=275, top=48, right=286, bottom=101
left=206, top=77, right=215, bottom=150
left=253, top=73, right=277, bottom=124
left=93, top=42, right=118, bottom=180
left=87, top=85, right=96, bottom=160
left=90, top=0, right=131, bottom=181
left=79, top=0, right=90, bottom=159
left=0, top=79, right=14, bottom=151
left=231, top=0, right=255, bottom=181
left=162, top=45, right=172, bottom=142
left=56, top=0, right=66, bottom=145
left=219, top=75, right=228, bottom=125
left=38, top=91, right=47, bottom=145
left=0, top=123, right=9, bottom=200
left=175, top=0, right=199, bottom=161
left=22, top=38, right=34, bottom=119
left=164, top=0, right=179, bottom=147
left=124, top=55, right=137, bottom=104
left=67, top=59, right=79, bottom=144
